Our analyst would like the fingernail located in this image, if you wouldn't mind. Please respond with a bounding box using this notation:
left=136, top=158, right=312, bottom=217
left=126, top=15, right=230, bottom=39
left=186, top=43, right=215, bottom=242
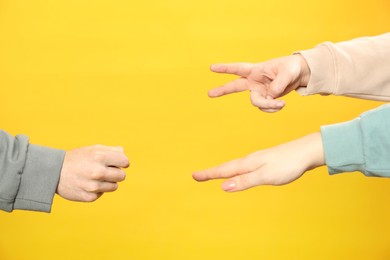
left=208, top=89, right=220, bottom=97
left=208, top=89, right=215, bottom=95
left=276, top=101, right=285, bottom=108
left=222, top=180, right=236, bottom=191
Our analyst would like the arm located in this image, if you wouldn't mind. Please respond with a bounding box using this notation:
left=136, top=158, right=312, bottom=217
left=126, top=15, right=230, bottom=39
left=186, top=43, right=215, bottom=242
left=208, top=55, right=311, bottom=112
left=0, top=130, right=65, bottom=212
left=209, top=32, right=390, bottom=112
left=56, top=145, right=129, bottom=203
left=193, top=104, right=390, bottom=191
left=322, top=103, right=390, bottom=176
left=0, top=130, right=129, bottom=213
left=297, top=33, right=390, bottom=101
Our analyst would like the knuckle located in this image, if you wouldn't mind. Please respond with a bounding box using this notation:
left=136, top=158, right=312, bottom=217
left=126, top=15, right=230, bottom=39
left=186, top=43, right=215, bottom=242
left=92, top=152, right=105, bottom=162
left=110, top=170, right=125, bottom=182
left=110, top=183, right=119, bottom=192
left=123, top=157, right=130, bottom=167
left=85, top=182, right=101, bottom=193
left=118, top=171, right=126, bottom=181
left=90, top=168, right=105, bottom=180
left=250, top=97, right=262, bottom=108
left=118, top=155, right=129, bottom=168
left=250, top=98, right=259, bottom=107
left=83, top=192, right=99, bottom=202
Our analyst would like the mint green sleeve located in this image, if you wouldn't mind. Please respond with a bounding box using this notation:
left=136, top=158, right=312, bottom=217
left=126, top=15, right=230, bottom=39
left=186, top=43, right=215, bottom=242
left=321, top=104, right=390, bottom=177
left=0, top=130, right=65, bottom=212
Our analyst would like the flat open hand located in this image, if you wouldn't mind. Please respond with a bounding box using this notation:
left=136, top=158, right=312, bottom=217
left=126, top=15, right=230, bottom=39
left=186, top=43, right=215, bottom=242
left=193, top=133, right=324, bottom=192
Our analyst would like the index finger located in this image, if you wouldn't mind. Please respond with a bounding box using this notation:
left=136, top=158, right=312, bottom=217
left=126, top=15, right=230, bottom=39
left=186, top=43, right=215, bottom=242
left=192, top=157, right=255, bottom=182
left=208, top=78, right=249, bottom=97
left=211, top=63, right=253, bottom=77
left=99, top=150, right=130, bottom=168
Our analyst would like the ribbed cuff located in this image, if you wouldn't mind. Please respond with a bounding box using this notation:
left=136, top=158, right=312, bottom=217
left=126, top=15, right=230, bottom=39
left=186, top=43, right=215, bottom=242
left=321, top=118, right=365, bottom=175
left=296, top=43, right=337, bottom=96
left=0, top=198, right=14, bottom=212
left=13, top=144, right=65, bottom=212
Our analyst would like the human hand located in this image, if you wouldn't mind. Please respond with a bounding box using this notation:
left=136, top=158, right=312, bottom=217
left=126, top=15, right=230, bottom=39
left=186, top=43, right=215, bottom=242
left=209, top=54, right=311, bottom=112
left=192, top=133, right=324, bottom=192
left=57, top=145, right=130, bottom=202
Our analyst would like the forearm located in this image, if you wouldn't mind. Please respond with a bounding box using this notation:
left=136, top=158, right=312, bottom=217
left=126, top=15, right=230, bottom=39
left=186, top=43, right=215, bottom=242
left=296, top=33, right=390, bottom=101
left=301, top=132, right=325, bottom=171
left=0, top=130, right=65, bottom=212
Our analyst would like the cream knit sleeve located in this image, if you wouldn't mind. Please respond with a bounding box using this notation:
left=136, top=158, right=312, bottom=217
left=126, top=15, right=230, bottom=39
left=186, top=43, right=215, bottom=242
left=296, top=33, right=390, bottom=101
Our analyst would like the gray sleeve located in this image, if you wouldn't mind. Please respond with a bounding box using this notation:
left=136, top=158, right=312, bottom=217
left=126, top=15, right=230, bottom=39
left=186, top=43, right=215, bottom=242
left=0, top=130, right=65, bottom=213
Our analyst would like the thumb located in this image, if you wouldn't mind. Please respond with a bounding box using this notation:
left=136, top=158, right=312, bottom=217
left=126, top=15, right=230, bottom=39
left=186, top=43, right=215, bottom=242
left=268, top=73, right=291, bottom=98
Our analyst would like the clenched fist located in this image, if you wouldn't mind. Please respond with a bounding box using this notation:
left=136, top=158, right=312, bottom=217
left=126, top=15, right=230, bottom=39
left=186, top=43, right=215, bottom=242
left=57, top=145, right=130, bottom=202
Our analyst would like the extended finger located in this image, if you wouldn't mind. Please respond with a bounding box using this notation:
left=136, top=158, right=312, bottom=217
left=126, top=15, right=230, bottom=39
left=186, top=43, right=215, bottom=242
left=208, top=78, right=250, bottom=97
left=221, top=169, right=265, bottom=192
left=192, top=157, right=256, bottom=182
left=210, top=63, right=253, bottom=77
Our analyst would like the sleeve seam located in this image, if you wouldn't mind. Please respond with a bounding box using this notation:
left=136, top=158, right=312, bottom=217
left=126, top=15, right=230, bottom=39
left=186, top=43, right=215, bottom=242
left=14, top=198, right=51, bottom=206
left=323, top=42, right=339, bottom=95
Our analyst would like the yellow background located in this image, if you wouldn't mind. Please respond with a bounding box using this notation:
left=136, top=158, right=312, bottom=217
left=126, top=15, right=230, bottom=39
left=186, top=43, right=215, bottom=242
left=0, top=0, right=390, bottom=259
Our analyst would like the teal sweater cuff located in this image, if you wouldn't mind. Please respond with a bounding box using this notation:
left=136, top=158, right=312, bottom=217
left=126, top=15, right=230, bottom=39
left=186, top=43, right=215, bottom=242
left=321, top=104, right=390, bottom=177
left=321, top=118, right=365, bottom=175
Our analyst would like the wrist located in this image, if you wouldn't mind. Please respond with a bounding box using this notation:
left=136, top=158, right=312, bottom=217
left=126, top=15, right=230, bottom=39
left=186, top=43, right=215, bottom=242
left=296, top=54, right=311, bottom=87
left=303, top=132, right=325, bottom=170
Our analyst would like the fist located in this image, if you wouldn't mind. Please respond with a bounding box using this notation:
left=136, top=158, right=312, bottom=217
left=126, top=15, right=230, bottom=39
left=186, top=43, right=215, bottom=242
left=57, top=145, right=130, bottom=202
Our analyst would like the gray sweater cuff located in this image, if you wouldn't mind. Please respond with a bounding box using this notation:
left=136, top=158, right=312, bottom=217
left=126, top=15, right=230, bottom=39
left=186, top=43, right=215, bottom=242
left=13, top=144, right=65, bottom=212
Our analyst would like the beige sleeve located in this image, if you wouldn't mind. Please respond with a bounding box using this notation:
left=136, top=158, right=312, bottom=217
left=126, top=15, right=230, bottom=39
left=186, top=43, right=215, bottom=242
left=296, top=33, right=390, bottom=101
